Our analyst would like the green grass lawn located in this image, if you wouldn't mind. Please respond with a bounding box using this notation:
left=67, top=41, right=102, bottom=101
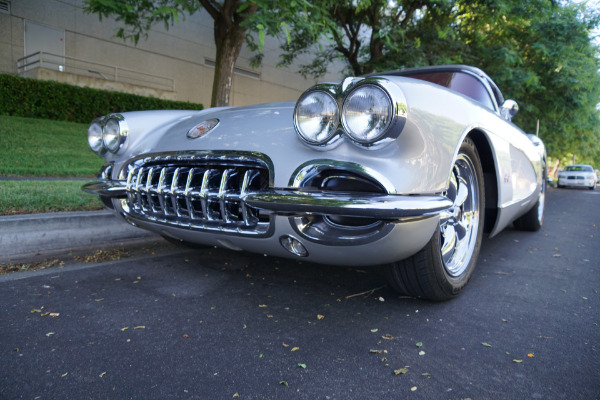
left=0, top=115, right=105, bottom=177
left=0, top=180, right=103, bottom=215
left=0, top=116, right=105, bottom=215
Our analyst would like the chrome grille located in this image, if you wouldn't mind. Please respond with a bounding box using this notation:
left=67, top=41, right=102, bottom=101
left=123, top=154, right=271, bottom=236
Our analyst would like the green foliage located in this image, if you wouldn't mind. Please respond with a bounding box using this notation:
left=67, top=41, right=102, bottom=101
left=280, top=0, right=600, bottom=166
left=83, top=0, right=196, bottom=44
left=0, top=74, right=203, bottom=124
left=454, top=0, right=600, bottom=165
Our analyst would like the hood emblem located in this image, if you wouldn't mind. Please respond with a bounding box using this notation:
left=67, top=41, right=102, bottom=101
left=187, top=118, right=219, bottom=139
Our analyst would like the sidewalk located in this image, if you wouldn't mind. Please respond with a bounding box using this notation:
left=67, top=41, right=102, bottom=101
left=0, top=210, right=157, bottom=264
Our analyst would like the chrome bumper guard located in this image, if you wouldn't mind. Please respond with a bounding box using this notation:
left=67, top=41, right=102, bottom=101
left=83, top=179, right=452, bottom=219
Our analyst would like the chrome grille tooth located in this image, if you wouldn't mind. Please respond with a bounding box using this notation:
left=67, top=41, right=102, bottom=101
left=219, top=169, right=232, bottom=223
left=184, top=168, right=196, bottom=219
left=170, top=167, right=182, bottom=217
left=135, top=168, right=145, bottom=211
left=241, top=169, right=260, bottom=226
left=126, top=168, right=137, bottom=210
left=200, top=169, right=219, bottom=221
left=145, top=167, right=156, bottom=213
left=200, top=169, right=209, bottom=220
left=157, top=167, right=168, bottom=215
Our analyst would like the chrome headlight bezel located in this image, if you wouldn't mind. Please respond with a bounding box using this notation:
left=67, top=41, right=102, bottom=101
left=87, top=119, right=105, bottom=155
left=102, top=114, right=128, bottom=153
left=293, top=87, right=341, bottom=147
left=341, top=84, right=394, bottom=146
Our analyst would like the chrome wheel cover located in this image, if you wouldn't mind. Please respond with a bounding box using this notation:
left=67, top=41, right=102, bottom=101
left=439, top=154, right=480, bottom=277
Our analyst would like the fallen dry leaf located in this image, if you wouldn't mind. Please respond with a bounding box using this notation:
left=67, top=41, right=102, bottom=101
left=394, top=368, right=409, bottom=375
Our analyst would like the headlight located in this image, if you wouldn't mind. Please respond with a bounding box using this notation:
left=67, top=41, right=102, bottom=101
left=102, top=116, right=128, bottom=153
left=294, top=91, right=339, bottom=145
left=341, top=84, right=392, bottom=144
left=87, top=120, right=104, bottom=154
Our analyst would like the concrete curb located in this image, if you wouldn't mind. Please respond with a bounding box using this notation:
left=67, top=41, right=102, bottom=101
left=0, top=210, right=156, bottom=263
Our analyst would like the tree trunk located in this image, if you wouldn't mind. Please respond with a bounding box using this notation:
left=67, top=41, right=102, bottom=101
left=211, top=28, right=245, bottom=107
left=205, top=0, right=257, bottom=107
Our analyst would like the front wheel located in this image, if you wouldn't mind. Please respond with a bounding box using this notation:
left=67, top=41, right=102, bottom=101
left=386, top=139, right=485, bottom=301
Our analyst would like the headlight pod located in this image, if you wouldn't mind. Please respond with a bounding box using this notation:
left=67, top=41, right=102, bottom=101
left=88, top=115, right=128, bottom=155
left=294, top=90, right=339, bottom=145
left=341, top=84, right=392, bottom=144
left=294, top=78, right=407, bottom=150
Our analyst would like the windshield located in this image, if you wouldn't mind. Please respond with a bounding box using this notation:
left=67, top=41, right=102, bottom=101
left=401, top=71, right=495, bottom=110
left=565, top=165, right=593, bottom=172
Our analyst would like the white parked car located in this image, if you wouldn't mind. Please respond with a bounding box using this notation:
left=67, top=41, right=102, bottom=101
left=557, top=165, right=597, bottom=190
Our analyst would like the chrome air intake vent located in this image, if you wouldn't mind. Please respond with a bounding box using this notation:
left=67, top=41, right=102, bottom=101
left=121, top=152, right=273, bottom=237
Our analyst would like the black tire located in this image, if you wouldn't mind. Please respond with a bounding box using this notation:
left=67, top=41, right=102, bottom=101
left=589, top=183, right=596, bottom=191
left=386, top=138, right=485, bottom=301
left=513, top=164, right=546, bottom=232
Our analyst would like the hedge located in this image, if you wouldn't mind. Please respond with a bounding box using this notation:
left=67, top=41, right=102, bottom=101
left=0, top=74, right=203, bottom=124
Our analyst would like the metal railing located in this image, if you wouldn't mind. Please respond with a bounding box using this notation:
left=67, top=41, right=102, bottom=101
left=17, top=51, right=174, bottom=92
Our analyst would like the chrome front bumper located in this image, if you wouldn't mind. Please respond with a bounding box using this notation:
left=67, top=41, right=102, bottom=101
left=83, top=179, right=453, bottom=220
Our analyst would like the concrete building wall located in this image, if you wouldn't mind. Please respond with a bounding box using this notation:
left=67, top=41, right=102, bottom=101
left=1, top=0, right=345, bottom=107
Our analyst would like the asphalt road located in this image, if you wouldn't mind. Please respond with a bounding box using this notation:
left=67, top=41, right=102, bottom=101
left=1, top=187, right=598, bottom=400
